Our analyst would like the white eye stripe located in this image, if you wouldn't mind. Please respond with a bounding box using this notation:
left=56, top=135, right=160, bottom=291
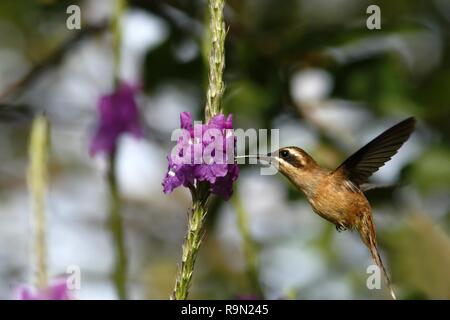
left=286, top=148, right=299, bottom=155
left=287, top=150, right=304, bottom=160
left=279, top=152, right=305, bottom=167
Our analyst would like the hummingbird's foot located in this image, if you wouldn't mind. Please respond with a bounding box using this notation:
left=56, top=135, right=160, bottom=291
left=336, top=224, right=347, bottom=232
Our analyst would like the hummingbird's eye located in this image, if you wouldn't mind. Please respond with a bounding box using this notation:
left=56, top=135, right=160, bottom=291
left=280, top=150, right=290, bottom=158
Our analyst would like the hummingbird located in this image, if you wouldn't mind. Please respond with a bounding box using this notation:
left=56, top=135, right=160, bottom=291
left=237, top=117, right=416, bottom=299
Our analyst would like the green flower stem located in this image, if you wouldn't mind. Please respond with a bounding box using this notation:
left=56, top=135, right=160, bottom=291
left=172, top=0, right=227, bottom=300
left=172, top=187, right=210, bottom=300
left=28, top=115, right=50, bottom=289
left=204, top=0, right=226, bottom=121
left=108, top=0, right=128, bottom=300
left=112, top=0, right=126, bottom=80
left=112, top=0, right=126, bottom=85
left=107, top=151, right=128, bottom=300
left=232, top=194, right=264, bottom=298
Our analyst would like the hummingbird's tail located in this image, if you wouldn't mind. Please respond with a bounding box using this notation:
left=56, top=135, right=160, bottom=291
left=359, top=213, right=397, bottom=300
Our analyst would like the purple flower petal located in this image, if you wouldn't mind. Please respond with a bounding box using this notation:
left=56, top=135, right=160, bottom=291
left=225, top=114, right=233, bottom=129
left=194, top=163, right=228, bottom=183
left=177, top=164, right=196, bottom=188
left=90, top=81, right=143, bottom=156
left=162, top=112, right=239, bottom=200
left=180, top=112, right=193, bottom=132
left=208, top=114, right=226, bottom=129
left=163, top=170, right=183, bottom=193
left=15, top=278, right=71, bottom=300
left=211, top=164, right=239, bottom=200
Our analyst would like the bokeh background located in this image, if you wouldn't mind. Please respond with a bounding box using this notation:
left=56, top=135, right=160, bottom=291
left=0, top=0, right=449, bottom=299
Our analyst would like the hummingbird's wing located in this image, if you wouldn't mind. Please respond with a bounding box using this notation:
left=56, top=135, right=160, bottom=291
left=334, top=117, right=416, bottom=186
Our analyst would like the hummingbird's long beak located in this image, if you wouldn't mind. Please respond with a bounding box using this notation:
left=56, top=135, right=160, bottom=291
left=234, top=154, right=274, bottom=163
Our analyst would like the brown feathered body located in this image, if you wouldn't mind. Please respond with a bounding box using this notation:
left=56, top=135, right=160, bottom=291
left=282, top=157, right=392, bottom=296
left=276, top=148, right=371, bottom=232
left=267, top=117, right=417, bottom=299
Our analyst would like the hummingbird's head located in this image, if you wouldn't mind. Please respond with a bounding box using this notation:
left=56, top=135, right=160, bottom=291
left=269, top=147, right=315, bottom=173
left=235, top=146, right=323, bottom=195
left=268, top=146, right=322, bottom=195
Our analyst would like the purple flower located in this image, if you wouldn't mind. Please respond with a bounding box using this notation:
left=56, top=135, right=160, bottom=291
left=15, top=278, right=71, bottom=300
left=89, top=82, right=143, bottom=156
left=162, top=112, right=239, bottom=200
